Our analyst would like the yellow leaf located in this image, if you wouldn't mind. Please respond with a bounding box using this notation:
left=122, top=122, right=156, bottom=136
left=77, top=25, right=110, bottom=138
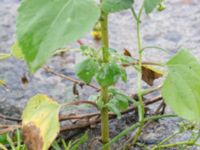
left=11, top=42, right=25, bottom=60
left=22, top=94, right=61, bottom=150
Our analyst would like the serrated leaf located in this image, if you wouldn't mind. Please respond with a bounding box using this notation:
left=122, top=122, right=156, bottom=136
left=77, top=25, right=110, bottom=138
left=22, top=94, right=61, bottom=150
left=102, top=0, right=133, bottom=13
left=96, top=62, right=121, bottom=87
left=75, top=58, right=98, bottom=84
left=11, top=42, right=24, bottom=60
left=162, top=49, right=200, bottom=122
left=17, top=0, right=100, bottom=72
left=142, top=65, right=163, bottom=86
left=144, top=0, right=162, bottom=14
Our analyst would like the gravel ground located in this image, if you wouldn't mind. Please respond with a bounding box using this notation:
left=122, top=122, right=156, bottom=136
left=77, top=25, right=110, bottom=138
left=0, top=0, right=200, bottom=149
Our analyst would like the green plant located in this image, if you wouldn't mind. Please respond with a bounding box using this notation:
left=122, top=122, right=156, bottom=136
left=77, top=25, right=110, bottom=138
left=6, top=0, right=200, bottom=149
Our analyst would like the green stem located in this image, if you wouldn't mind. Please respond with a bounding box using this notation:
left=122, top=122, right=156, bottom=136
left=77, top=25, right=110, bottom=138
left=103, top=115, right=176, bottom=149
left=130, top=3, right=145, bottom=145
left=151, top=130, right=200, bottom=150
left=100, top=2, right=110, bottom=150
left=101, top=88, right=110, bottom=150
left=141, top=46, right=169, bottom=53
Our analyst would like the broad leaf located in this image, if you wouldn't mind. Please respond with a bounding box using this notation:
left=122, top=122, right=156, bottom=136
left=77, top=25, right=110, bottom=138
left=102, top=0, right=133, bottom=13
left=17, top=0, right=100, bottom=72
left=162, top=49, right=200, bottom=122
left=96, top=62, right=121, bottom=87
left=22, top=94, right=61, bottom=150
left=75, top=58, right=98, bottom=84
left=144, top=0, right=162, bottom=14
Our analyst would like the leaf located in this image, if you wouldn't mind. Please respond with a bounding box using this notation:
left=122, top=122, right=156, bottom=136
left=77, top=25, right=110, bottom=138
left=22, top=94, right=61, bottom=150
left=123, top=48, right=132, bottom=57
left=144, top=0, right=162, bottom=14
left=115, top=95, right=129, bottom=110
left=142, top=65, right=163, bottom=86
left=71, top=132, right=88, bottom=150
left=96, top=62, right=121, bottom=87
left=102, top=0, right=133, bottom=13
left=107, top=101, right=121, bottom=119
left=162, top=49, right=200, bottom=122
left=17, top=0, right=100, bottom=72
left=11, top=42, right=24, bottom=60
left=0, top=134, right=8, bottom=145
left=75, top=58, right=98, bottom=84
left=120, top=67, right=128, bottom=82
left=107, top=88, right=130, bottom=118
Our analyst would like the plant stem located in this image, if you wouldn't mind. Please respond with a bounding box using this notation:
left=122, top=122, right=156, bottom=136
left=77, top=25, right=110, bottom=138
left=103, top=114, right=176, bottom=149
left=0, top=144, right=7, bottom=150
left=151, top=130, right=200, bottom=150
left=99, top=2, right=110, bottom=149
left=130, top=3, right=145, bottom=145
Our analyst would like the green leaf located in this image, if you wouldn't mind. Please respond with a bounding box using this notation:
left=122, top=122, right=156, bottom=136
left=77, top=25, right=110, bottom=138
left=75, top=58, right=98, bottom=84
left=71, top=132, right=88, bottom=150
left=107, top=101, right=121, bottom=119
left=11, top=42, right=24, bottom=60
left=162, top=49, right=200, bottom=122
left=0, top=134, right=8, bottom=145
left=17, top=0, right=100, bottom=72
left=115, top=95, right=129, bottom=110
left=120, top=67, right=128, bottom=82
left=96, top=62, right=121, bottom=87
left=22, top=94, right=61, bottom=150
left=107, top=88, right=130, bottom=118
left=144, top=0, right=162, bottom=14
left=102, top=0, right=133, bottom=13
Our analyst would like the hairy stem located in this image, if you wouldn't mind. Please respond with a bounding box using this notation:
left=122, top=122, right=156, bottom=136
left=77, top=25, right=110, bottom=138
left=100, top=2, right=110, bottom=149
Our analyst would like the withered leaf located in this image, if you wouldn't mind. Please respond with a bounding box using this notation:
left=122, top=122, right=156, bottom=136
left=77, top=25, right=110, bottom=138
left=142, top=65, right=163, bottom=86
left=123, top=49, right=132, bottom=57
left=23, top=123, right=43, bottom=150
left=22, top=94, right=61, bottom=150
